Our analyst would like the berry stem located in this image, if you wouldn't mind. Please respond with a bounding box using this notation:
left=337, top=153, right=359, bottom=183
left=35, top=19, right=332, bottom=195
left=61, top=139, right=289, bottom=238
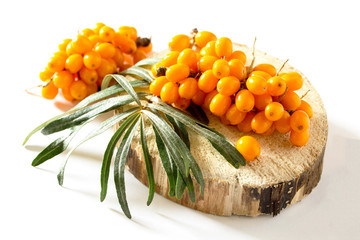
left=247, top=36, right=257, bottom=75
left=276, top=85, right=288, bottom=102
left=25, top=84, right=43, bottom=97
left=276, top=59, right=289, bottom=76
left=300, top=89, right=310, bottom=99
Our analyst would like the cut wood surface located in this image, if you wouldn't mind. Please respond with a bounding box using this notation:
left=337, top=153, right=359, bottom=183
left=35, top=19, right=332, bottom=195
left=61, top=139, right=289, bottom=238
left=122, top=44, right=328, bottom=216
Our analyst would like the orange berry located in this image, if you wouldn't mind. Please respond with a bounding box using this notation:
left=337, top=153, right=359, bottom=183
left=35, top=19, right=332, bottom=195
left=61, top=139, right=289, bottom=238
left=162, top=51, right=180, bottom=67
left=235, top=89, right=255, bottom=112
left=215, top=37, right=233, bottom=58
left=112, top=48, right=125, bottom=67
left=95, top=42, right=116, bottom=58
left=132, top=49, right=147, bottom=64
left=248, top=70, right=272, bottom=80
left=93, top=23, right=106, bottom=35
left=39, top=67, right=55, bottom=81
left=99, top=26, right=115, bottom=42
left=262, top=124, right=276, bottom=136
left=88, top=35, right=101, bottom=47
left=86, top=83, right=98, bottom=96
left=282, top=72, right=303, bottom=91
left=267, top=76, right=287, bottom=96
left=79, top=67, right=98, bottom=85
left=220, top=115, right=231, bottom=126
left=225, top=104, right=246, bottom=125
left=253, top=63, right=277, bottom=77
left=52, top=70, right=74, bottom=89
left=177, top=48, right=198, bottom=70
left=149, top=76, right=169, bottom=96
left=227, top=50, right=246, bottom=64
left=179, top=77, right=198, bottom=99
left=70, top=80, right=87, bottom=100
left=199, top=55, right=218, bottom=73
left=48, top=55, right=66, bottom=72
left=165, top=63, right=190, bottom=83
left=65, top=41, right=76, bottom=56
left=228, top=59, right=246, bottom=80
left=236, top=136, right=260, bottom=161
left=59, top=39, right=72, bottom=52
left=41, top=81, right=58, bottom=100
left=160, top=82, right=179, bottom=104
left=80, top=28, right=95, bottom=37
left=198, top=70, right=218, bottom=93
left=174, top=98, right=191, bottom=110
left=264, top=102, right=284, bottom=121
left=61, top=87, right=76, bottom=102
left=274, top=110, right=291, bottom=133
left=151, top=62, right=165, bottom=77
left=112, top=33, right=137, bottom=54
left=246, top=76, right=267, bottom=95
left=118, top=26, right=137, bottom=41
left=202, top=90, right=218, bottom=109
left=65, top=54, right=83, bottom=73
left=96, top=58, right=116, bottom=79
left=280, top=91, right=301, bottom=110
left=290, top=110, right=310, bottom=133
left=83, top=51, right=102, bottom=70
left=200, top=41, right=217, bottom=57
left=123, top=54, right=134, bottom=65
left=237, top=112, right=255, bottom=133
left=139, top=42, right=152, bottom=54
left=195, top=31, right=217, bottom=48
left=217, top=76, right=240, bottom=96
left=297, top=100, right=313, bottom=118
left=254, top=93, right=272, bottom=111
left=71, top=35, right=92, bottom=54
left=209, top=93, right=231, bottom=116
left=168, top=34, right=190, bottom=51
left=212, top=59, right=230, bottom=79
left=251, top=111, right=273, bottom=134
left=191, top=90, right=206, bottom=105
left=290, top=129, right=310, bottom=146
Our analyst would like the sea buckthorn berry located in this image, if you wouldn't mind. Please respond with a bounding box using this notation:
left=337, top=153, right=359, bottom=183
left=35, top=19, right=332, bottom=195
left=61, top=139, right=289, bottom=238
left=209, top=93, right=231, bottom=116
left=61, top=87, right=76, bottom=102
left=95, top=42, right=116, bottom=58
left=162, top=51, right=180, bottom=67
left=79, top=67, right=98, bottom=85
left=202, top=90, right=218, bottom=109
left=83, top=51, right=102, bottom=70
left=217, top=76, right=240, bottom=96
left=177, top=49, right=198, bottom=70
left=41, top=81, right=58, bottom=100
left=220, top=115, right=231, bottom=125
left=151, top=62, right=165, bottom=77
left=215, top=37, right=233, bottom=58
left=59, top=39, right=72, bottom=52
left=282, top=72, right=303, bottom=91
left=251, top=111, right=273, bottom=134
left=195, top=31, right=217, bottom=48
left=139, top=41, right=152, bottom=54
left=225, top=104, right=247, bottom=125
left=39, top=67, right=55, bottom=81
left=246, top=75, right=267, bottom=95
left=236, top=136, right=261, bottom=162
left=52, top=70, right=74, bottom=89
left=274, top=110, right=291, bottom=133
left=149, top=76, right=169, bottom=96
left=228, top=59, right=246, bottom=80
left=264, top=102, right=284, bottom=121
left=112, top=48, right=124, bottom=67
left=88, top=35, right=101, bottom=47
left=290, top=129, right=310, bottom=146
left=93, top=22, right=106, bottom=35
left=118, top=26, right=137, bottom=41
left=280, top=91, right=301, bottom=110
left=212, top=59, right=230, bottom=79
left=253, top=63, right=277, bottom=77
left=179, top=77, right=199, bottom=99
left=165, top=63, right=190, bottom=83
left=96, top=58, right=115, bottom=79
left=86, top=83, right=98, bottom=96
left=71, top=35, right=92, bottom=54
left=99, top=26, right=115, bottom=42
left=174, top=98, right=191, bottom=110
left=290, top=110, right=310, bottom=133
left=297, top=100, right=313, bottom=118
left=237, top=112, right=256, bottom=133
left=267, top=76, right=287, bottom=96
left=80, top=28, right=95, bottom=37
left=254, top=93, right=272, bottom=111
left=48, top=55, right=66, bottom=72
left=227, top=50, right=246, bottom=64
left=249, top=71, right=272, bottom=81
left=199, top=55, right=218, bottom=73
left=113, top=33, right=137, bottom=54
left=200, top=41, right=217, bottom=57
left=160, top=82, right=179, bottom=104
left=132, top=49, right=147, bottom=64
left=65, top=54, right=83, bottom=73
left=168, top=34, right=190, bottom=51
left=262, top=124, right=276, bottom=136
left=123, top=54, right=134, bottom=66
left=235, top=89, right=255, bottom=112
left=191, top=90, right=206, bottom=105
left=65, top=41, right=76, bottom=56
left=198, top=70, right=218, bottom=93
left=70, top=80, right=87, bottom=100
left=107, top=58, right=117, bottom=72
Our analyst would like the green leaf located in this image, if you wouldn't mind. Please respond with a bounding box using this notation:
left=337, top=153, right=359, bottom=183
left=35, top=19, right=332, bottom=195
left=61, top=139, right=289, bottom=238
left=56, top=107, right=140, bottom=186
left=120, top=66, right=154, bottom=83
left=187, top=103, right=209, bottom=125
left=166, top=114, right=190, bottom=149
left=134, top=57, right=161, bottom=67
left=114, top=116, right=141, bottom=219
left=101, top=74, right=141, bottom=105
left=100, top=113, right=140, bottom=202
left=140, top=117, right=155, bottom=206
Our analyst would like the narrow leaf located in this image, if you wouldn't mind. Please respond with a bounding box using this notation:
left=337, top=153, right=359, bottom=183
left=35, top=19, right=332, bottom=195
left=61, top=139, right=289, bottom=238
left=120, top=66, right=154, bottom=83
left=186, top=103, right=209, bottom=125
left=134, top=57, right=161, bottom=67
left=175, top=169, right=186, bottom=200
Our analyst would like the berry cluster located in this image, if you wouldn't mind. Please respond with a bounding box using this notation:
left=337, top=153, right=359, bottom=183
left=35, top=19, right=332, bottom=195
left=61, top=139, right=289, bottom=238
left=40, top=23, right=152, bottom=101
left=149, top=30, right=313, bottom=161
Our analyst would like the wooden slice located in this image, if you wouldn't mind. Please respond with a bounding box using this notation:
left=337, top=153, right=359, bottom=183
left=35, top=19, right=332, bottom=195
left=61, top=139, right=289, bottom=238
left=123, top=44, right=328, bottom=216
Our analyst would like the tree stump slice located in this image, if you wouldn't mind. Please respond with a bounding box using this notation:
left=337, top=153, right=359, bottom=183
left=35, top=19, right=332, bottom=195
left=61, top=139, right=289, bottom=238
left=123, top=44, right=328, bottom=216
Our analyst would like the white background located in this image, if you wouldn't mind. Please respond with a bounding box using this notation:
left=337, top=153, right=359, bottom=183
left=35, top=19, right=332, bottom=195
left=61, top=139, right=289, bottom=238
left=1, top=0, right=360, bottom=239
